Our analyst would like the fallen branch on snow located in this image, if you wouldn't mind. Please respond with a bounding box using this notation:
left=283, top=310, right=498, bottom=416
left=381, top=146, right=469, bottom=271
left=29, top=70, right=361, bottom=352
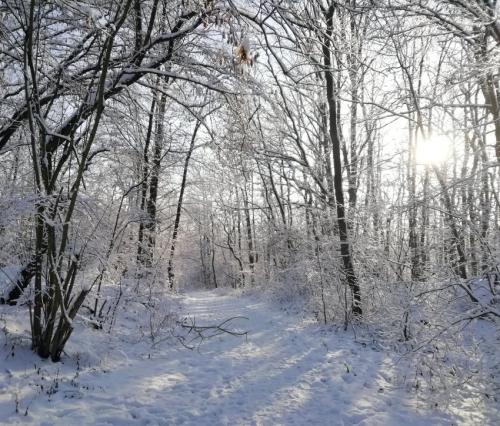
left=152, top=315, right=249, bottom=350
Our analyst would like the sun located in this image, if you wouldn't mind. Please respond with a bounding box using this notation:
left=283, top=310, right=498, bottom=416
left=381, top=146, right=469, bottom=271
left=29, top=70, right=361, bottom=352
left=415, top=135, right=453, bottom=166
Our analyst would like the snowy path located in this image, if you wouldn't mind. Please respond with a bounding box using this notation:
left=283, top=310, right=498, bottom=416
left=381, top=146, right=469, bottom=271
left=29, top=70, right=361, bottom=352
left=0, top=290, right=483, bottom=425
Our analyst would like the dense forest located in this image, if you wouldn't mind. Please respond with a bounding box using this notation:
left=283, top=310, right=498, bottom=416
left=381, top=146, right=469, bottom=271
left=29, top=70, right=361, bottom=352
left=0, top=0, right=499, bottom=423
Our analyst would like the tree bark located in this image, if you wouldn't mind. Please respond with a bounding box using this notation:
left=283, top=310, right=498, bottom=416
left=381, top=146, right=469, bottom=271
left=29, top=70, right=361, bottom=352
left=322, top=5, right=362, bottom=316
left=137, top=91, right=157, bottom=266
left=167, top=120, right=201, bottom=288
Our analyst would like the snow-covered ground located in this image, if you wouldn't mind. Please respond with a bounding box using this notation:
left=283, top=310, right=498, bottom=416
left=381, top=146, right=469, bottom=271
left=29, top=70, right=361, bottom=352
left=0, top=289, right=498, bottom=425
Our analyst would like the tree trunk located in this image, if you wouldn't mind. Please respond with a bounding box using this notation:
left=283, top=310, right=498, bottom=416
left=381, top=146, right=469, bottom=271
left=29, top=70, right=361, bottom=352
left=322, top=5, right=362, bottom=316
left=167, top=120, right=201, bottom=288
left=242, top=187, right=255, bottom=286
left=142, top=91, right=167, bottom=267
left=137, top=91, right=157, bottom=267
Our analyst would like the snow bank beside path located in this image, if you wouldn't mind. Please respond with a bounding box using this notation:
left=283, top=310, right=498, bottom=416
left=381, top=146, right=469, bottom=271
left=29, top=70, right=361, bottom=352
left=0, top=290, right=497, bottom=425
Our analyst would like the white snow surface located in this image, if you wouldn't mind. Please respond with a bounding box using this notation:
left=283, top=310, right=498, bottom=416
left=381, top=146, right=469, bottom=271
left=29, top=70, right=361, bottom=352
left=0, top=289, right=498, bottom=425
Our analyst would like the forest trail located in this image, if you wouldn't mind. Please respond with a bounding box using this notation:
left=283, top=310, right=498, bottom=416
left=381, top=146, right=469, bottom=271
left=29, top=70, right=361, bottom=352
left=0, top=290, right=484, bottom=425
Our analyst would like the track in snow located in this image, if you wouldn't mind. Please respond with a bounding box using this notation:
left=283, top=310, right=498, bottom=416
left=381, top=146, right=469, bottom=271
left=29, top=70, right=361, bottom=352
left=0, top=289, right=482, bottom=425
